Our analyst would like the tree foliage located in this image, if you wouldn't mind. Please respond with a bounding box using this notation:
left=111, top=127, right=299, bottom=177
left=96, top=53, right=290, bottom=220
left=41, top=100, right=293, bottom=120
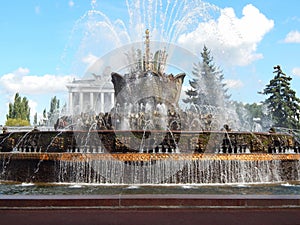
left=183, top=45, right=230, bottom=107
left=233, top=101, right=272, bottom=131
left=5, top=118, right=30, bottom=126
left=243, top=103, right=264, bottom=120
left=33, top=112, right=38, bottom=126
left=49, top=96, right=60, bottom=116
left=46, top=96, right=61, bottom=126
left=260, top=65, right=300, bottom=129
left=5, top=93, right=30, bottom=126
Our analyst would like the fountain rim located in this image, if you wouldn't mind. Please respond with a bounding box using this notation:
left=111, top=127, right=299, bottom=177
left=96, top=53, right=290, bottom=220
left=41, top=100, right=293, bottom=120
left=0, top=129, right=294, bottom=136
left=1, top=152, right=299, bottom=162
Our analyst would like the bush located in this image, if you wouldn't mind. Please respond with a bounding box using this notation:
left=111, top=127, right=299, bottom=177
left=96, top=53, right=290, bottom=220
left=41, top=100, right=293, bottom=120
left=5, top=118, right=30, bottom=126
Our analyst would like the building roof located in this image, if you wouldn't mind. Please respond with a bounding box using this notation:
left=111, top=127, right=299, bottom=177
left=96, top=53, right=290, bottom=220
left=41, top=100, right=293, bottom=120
left=66, top=77, right=114, bottom=90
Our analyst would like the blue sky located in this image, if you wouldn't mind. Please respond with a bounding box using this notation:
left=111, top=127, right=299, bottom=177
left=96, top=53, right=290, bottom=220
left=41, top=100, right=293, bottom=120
left=0, top=0, right=300, bottom=125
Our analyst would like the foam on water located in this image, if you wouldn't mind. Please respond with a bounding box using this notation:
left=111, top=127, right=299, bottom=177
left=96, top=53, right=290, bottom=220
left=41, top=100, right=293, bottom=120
left=126, top=185, right=140, bottom=189
left=16, top=183, right=35, bottom=187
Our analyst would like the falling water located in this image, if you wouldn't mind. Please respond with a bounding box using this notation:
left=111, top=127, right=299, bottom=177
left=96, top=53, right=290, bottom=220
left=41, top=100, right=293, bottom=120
left=58, top=158, right=300, bottom=185
left=0, top=130, right=35, bottom=177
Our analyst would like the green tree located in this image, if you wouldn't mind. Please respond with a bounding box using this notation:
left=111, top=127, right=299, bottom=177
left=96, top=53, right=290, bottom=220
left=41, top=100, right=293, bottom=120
left=43, top=109, right=47, bottom=118
left=244, top=103, right=264, bottom=121
left=47, top=96, right=60, bottom=126
left=41, top=108, right=47, bottom=126
left=5, top=93, right=30, bottom=126
left=5, top=118, right=31, bottom=126
left=33, top=112, right=38, bottom=125
left=183, top=45, right=230, bottom=108
left=49, top=96, right=60, bottom=116
left=232, top=101, right=272, bottom=131
left=260, top=65, right=300, bottom=129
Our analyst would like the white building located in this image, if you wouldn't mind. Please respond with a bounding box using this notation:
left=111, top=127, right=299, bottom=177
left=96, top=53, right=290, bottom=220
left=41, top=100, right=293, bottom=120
left=66, top=74, right=115, bottom=115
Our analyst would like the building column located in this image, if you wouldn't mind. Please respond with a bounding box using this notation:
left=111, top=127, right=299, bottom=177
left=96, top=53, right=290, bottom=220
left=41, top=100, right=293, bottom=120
left=111, top=92, right=115, bottom=108
left=90, top=92, right=94, bottom=111
left=100, top=92, right=104, bottom=112
left=69, top=92, right=73, bottom=115
left=79, top=92, right=83, bottom=113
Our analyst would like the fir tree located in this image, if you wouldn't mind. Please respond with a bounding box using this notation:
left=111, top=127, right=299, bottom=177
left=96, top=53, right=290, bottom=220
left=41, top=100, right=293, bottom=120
left=183, top=46, right=230, bottom=108
left=260, top=65, right=300, bottom=129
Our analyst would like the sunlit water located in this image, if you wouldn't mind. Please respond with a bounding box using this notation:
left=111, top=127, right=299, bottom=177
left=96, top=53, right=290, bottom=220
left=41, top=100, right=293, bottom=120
left=1, top=181, right=300, bottom=195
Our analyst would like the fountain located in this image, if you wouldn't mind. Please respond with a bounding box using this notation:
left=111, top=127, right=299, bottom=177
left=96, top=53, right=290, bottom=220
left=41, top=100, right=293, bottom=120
left=0, top=29, right=300, bottom=185
left=2, top=2, right=300, bottom=224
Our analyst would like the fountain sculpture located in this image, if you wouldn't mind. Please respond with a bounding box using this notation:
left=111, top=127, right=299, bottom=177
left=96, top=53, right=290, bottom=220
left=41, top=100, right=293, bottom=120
left=0, top=30, right=300, bottom=185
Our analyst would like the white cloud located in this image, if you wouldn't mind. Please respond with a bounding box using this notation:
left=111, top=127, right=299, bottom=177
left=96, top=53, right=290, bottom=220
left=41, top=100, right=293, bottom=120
left=0, top=67, right=74, bottom=95
left=82, top=53, right=99, bottom=66
left=284, top=31, right=300, bottom=43
left=177, top=4, right=274, bottom=67
left=68, top=1, right=75, bottom=7
left=224, top=79, right=244, bottom=89
left=292, top=67, right=300, bottom=77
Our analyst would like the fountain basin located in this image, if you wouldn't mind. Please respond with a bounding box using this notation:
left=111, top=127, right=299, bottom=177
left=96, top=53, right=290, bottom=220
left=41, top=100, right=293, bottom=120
left=0, top=129, right=299, bottom=184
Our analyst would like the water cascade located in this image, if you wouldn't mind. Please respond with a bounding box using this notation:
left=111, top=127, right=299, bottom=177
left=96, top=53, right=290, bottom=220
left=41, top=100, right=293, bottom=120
left=58, top=155, right=299, bottom=184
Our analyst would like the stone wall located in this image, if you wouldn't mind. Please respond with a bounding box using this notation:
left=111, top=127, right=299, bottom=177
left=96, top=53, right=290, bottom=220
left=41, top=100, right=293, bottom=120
left=0, top=130, right=297, bottom=154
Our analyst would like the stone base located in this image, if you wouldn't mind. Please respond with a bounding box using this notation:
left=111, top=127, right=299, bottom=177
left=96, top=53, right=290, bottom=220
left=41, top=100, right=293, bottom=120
left=0, top=195, right=300, bottom=225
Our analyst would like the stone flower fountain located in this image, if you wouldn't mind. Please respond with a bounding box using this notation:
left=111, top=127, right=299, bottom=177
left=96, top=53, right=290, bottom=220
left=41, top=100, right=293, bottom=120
left=0, top=30, right=299, bottom=184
